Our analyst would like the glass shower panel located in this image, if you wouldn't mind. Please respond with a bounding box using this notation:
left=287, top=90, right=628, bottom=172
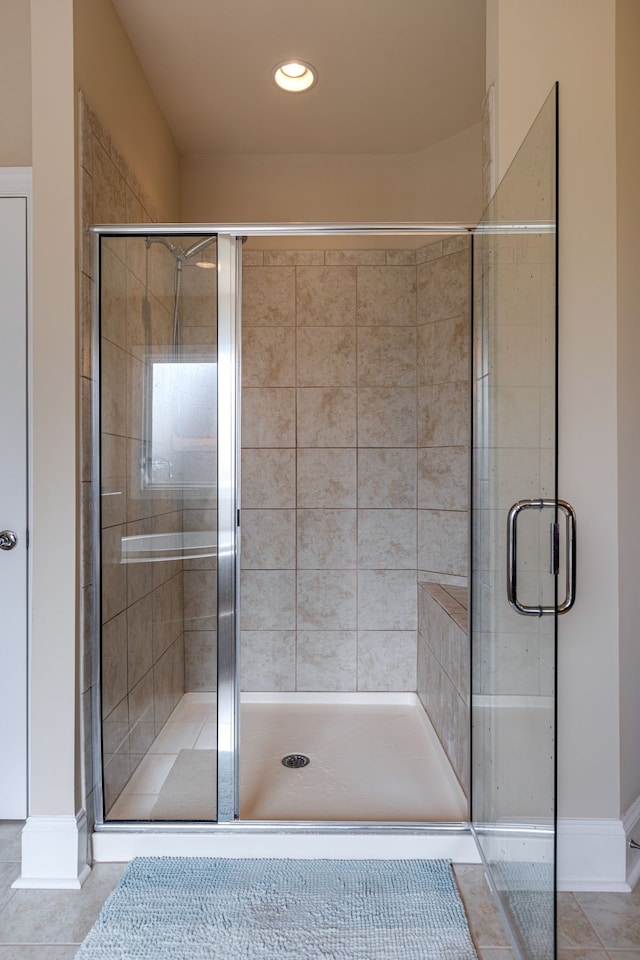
left=99, top=234, right=219, bottom=822
left=471, top=86, right=558, bottom=960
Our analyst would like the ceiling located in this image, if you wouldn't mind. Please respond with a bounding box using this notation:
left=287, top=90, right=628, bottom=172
left=111, top=0, right=486, bottom=157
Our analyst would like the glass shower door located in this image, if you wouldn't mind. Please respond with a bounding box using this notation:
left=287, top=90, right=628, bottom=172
left=471, top=85, right=561, bottom=960
left=96, top=231, right=239, bottom=823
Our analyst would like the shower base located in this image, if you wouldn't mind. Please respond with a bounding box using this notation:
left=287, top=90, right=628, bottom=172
left=95, top=692, right=477, bottom=863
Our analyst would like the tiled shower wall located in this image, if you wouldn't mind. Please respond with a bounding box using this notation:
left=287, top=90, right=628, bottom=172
left=78, top=92, right=187, bottom=817
left=239, top=240, right=469, bottom=693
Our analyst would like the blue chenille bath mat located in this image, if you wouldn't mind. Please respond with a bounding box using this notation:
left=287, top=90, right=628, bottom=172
left=75, top=857, right=478, bottom=959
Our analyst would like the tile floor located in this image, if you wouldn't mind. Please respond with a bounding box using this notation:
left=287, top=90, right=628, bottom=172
left=108, top=693, right=468, bottom=823
left=0, top=818, right=638, bottom=959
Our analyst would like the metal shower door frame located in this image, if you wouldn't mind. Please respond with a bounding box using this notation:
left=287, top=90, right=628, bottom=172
left=90, top=221, right=473, bottom=831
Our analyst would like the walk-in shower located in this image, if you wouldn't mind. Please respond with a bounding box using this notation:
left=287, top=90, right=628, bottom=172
left=92, top=227, right=472, bottom=833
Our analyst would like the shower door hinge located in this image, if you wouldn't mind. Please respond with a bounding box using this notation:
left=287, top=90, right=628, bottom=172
left=237, top=509, right=240, bottom=527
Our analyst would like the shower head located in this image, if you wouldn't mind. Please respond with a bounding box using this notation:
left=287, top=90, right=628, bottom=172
left=145, top=235, right=216, bottom=267
left=183, top=236, right=216, bottom=261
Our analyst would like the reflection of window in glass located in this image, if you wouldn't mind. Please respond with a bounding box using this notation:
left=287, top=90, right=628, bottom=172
left=144, top=357, right=217, bottom=491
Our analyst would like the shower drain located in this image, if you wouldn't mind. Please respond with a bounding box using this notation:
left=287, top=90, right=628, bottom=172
left=281, top=754, right=310, bottom=769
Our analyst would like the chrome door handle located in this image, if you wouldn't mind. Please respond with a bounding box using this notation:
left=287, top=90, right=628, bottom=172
left=507, top=499, right=576, bottom=616
left=0, top=530, right=18, bottom=551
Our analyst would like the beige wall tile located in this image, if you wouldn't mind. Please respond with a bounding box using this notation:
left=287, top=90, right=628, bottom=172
left=139, top=292, right=170, bottom=359
left=443, top=236, right=471, bottom=256
left=182, top=507, right=217, bottom=573
left=126, top=439, right=155, bottom=523
left=358, top=387, right=417, bottom=447
left=184, top=631, right=217, bottom=692
left=151, top=512, right=184, bottom=590
left=296, top=265, right=357, bottom=325
left=101, top=523, right=128, bottom=623
left=101, top=611, right=128, bottom=718
left=242, top=266, right=296, bottom=326
left=357, top=448, right=417, bottom=508
left=297, top=448, right=357, bottom=508
left=357, top=265, right=416, bottom=326
left=296, top=631, right=357, bottom=691
left=417, top=381, right=469, bottom=447
left=128, top=672, right=154, bottom=755
left=103, top=748, right=132, bottom=812
left=242, top=327, right=296, bottom=387
left=241, top=570, right=296, bottom=630
left=418, top=509, right=468, bottom=578
left=297, top=387, right=357, bottom=447
left=241, top=509, right=296, bottom=569
left=126, top=353, right=145, bottom=442
left=127, top=594, right=153, bottom=690
left=297, top=508, right=357, bottom=569
left=386, top=249, right=416, bottom=265
left=102, top=698, right=129, bottom=762
left=417, top=316, right=469, bottom=385
left=101, top=339, right=128, bottom=437
left=358, top=570, right=418, bottom=630
left=183, top=569, right=215, bottom=632
left=100, top=244, right=128, bottom=349
left=357, top=326, right=416, bottom=387
left=101, top=433, right=127, bottom=528
left=357, top=631, right=417, bottom=691
left=125, top=520, right=154, bottom=607
left=417, top=250, right=470, bottom=324
left=264, top=251, right=324, bottom=266
left=152, top=574, right=185, bottom=659
left=241, top=449, right=296, bottom=508
left=418, top=447, right=469, bottom=511
left=92, top=139, right=127, bottom=224
left=240, top=631, right=296, bottom=691
left=242, top=388, right=296, bottom=447
left=416, top=241, right=443, bottom=263
left=324, top=250, right=385, bottom=266
left=153, top=645, right=175, bottom=733
left=297, top=570, right=357, bottom=629
left=242, top=250, right=264, bottom=266
left=358, top=508, right=417, bottom=569
left=297, top=327, right=356, bottom=386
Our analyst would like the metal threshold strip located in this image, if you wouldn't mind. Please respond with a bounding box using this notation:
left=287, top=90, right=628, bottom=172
left=94, top=820, right=472, bottom=834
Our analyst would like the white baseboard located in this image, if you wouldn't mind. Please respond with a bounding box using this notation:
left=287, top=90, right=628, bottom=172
left=12, top=811, right=91, bottom=889
left=557, top=817, right=632, bottom=892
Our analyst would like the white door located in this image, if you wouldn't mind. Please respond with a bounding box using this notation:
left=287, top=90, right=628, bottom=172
left=0, top=189, right=29, bottom=818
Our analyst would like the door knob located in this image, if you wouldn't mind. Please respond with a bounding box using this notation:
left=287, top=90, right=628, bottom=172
left=0, top=530, right=17, bottom=551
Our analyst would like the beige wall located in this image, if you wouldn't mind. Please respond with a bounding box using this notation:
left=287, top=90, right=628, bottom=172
left=487, top=0, right=622, bottom=820
left=413, top=124, right=483, bottom=223
left=73, top=0, right=180, bottom=221
left=616, top=0, right=640, bottom=816
left=30, top=0, right=78, bottom=816
left=181, top=126, right=483, bottom=225
left=0, top=0, right=31, bottom=165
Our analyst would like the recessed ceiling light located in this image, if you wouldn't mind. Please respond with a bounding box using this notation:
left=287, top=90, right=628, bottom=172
left=272, top=60, right=318, bottom=93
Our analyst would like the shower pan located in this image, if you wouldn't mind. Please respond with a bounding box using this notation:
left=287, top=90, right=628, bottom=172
left=89, top=85, right=566, bottom=960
